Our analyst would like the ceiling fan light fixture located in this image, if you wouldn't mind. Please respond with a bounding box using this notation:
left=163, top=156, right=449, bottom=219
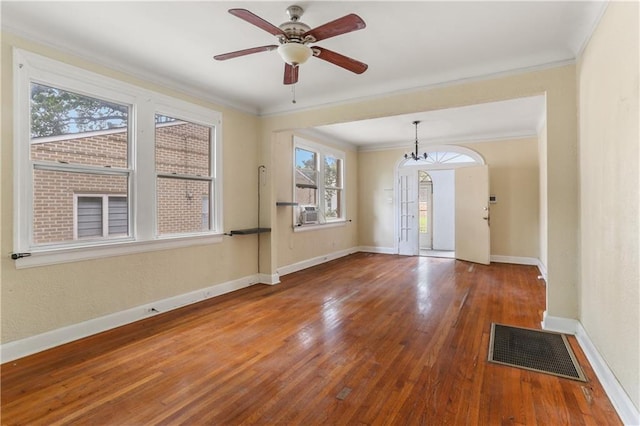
left=277, top=43, right=312, bottom=65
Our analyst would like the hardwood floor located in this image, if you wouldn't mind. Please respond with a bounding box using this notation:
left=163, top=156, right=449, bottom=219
left=1, top=253, right=621, bottom=425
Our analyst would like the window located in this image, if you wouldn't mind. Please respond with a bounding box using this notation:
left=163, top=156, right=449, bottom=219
left=13, top=50, right=222, bottom=267
left=29, top=84, right=131, bottom=246
left=293, top=137, right=345, bottom=227
left=155, top=116, right=213, bottom=235
left=75, top=195, right=128, bottom=239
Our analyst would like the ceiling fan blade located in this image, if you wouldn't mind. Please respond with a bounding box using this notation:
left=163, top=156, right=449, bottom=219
left=313, top=47, right=368, bottom=74
left=214, top=45, right=278, bottom=61
left=303, top=14, right=366, bottom=42
left=228, top=9, right=286, bottom=37
left=284, top=63, right=299, bottom=85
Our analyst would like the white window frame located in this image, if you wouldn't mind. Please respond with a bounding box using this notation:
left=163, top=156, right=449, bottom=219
left=12, top=49, right=223, bottom=268
left=153, top=108, right=217, bottom=237
left=292, top=136, right=346, bottom=230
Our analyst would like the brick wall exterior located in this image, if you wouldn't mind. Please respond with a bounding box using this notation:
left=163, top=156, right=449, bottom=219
left=155, top=122, right=210, bottom=235
left=30, top=121, right=211, bottom=244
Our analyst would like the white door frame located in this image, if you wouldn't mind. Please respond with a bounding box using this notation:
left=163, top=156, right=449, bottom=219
left=394, top=145, right=486, bottom=254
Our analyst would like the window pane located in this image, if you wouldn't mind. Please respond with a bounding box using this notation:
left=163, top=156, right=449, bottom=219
left=108, top=196, right=128, bottom=235
left=155, top=116, right=210, bottom=176
left=30, top=83, right=128, bottom=168
left=32, top=169, right=128, bottom=244
left=324, top=189, right=342, bottom=219
left=201, top=196, right=210, bottom=231
left=77, top=197, right=103, bottom=238
left=295, top=148, right=317, bottom=188
left=296, top=188, right=317, bottom=205
left=324, top=156, right=341, bottom=188
left=157, top=177, right=210, bottom=235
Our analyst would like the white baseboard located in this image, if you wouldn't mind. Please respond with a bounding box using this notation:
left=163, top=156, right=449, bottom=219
left=537, top=260, right=548, bottom=281
left=541, top=311, right=579, bottom=334
left=258, top=273, right=280, bottom=285
left=575, top=323, right=640, bottom=425
left=277, top=247, right=359, bottom=277
left=490, top=255, right=539, bottom=265
left=0, top=274, right=259, bottom=363
left=542, top=314, right=639, bottom=425
left=357, top=246, right=397, bottom=255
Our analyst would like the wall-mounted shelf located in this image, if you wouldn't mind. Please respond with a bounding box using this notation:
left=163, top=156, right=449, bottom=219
left=276, top=202, right=298, bottom=206
left=229, top=228, right=271, bottom=236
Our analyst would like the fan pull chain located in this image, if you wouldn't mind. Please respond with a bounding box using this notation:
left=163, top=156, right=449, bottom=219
left=291, top=83, right=297, bottom=104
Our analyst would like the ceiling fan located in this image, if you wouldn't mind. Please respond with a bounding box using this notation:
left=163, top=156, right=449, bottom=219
left=214, top=5, right=368, bottom=85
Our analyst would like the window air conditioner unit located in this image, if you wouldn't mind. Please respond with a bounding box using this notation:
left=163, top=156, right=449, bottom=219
left=301, top=206, right=319, bottom=224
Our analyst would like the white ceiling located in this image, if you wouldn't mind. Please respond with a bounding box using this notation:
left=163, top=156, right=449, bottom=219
left=308, top=95, right=546, bottom=148
left=2, top=1, right=605, bottom=147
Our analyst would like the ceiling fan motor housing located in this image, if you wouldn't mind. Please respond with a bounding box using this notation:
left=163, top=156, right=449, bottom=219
left=279, top=21, right=312, bottom=43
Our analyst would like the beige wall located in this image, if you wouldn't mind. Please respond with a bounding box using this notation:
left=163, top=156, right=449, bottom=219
left=461, top=138, right=540, bottom=258
left=3, top=31, right=579, bottom=355
left=357, top=148, right=404, bottom=251
left=2, top=5, right=637, bottom=417
left=1, top=33, right=261, bottom=343
left=260, top=64, right=578, bottom=322
left=355, top=139, right=540, bottom=259
left=538, top=121, right=549, bottom=274
left=577, top=2, right=639, bottom=410
left=272, top=131, right=358, bottom=270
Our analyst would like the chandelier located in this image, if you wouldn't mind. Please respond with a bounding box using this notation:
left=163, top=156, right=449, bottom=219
left=404, top=120, right=428, bottom=161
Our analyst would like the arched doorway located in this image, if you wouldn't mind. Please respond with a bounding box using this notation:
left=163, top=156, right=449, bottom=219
left=397, top=145, right=487, bottom=261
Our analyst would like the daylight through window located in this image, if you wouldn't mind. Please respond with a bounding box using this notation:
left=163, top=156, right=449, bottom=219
left=294, top=138, right=345, bottom=227
left=14, top=50, right=222, bottom=265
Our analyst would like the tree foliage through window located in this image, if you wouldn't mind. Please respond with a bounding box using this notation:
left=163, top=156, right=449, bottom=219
left=30, top=83, right=128, bottom=138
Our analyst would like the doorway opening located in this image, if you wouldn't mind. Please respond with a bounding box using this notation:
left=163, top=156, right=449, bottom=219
left=397, top=145, right=487, bottom=263
left=418, top=171, right=453, bottom=258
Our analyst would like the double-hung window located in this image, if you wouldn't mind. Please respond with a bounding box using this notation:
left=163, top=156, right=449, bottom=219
left=293, top=137, right=345, bottom=227
left=13, top=50, right=223, bottom=267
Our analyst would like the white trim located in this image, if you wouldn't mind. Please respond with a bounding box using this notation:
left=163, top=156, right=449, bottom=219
left=574, top=2, right=609, bottom=59
left=293, top=136, right=346, bottom=226
left=2, top=28, right=258, bottom=115
left=12, top=49, right=224, bottom=265
left=490, top=255, right=539, bottom=265
left=14, top=233, right=224, bottom=269
left=357, top=246, right=398, bottom=255
left=537, top=260, right=548, bottom=281
left=294, top=128, right=357, bottom=152
left=398, top=144, right=486, bottom=168
left=258, top=273, right=280, bottom=285
left=0, top=274, right=258, bottom=363
left=540, top=315, right=640, bottom=425
left=261, top=58, right=576, bottom=117
left=541, top=311, right=579, bottom=334
left=357, top=131, right=539, bottom=152
left=575, top=323, right=640, bottom=426
left=277, top=247, right=358, bottom=277
left=293, top=221, right=347, bottom=233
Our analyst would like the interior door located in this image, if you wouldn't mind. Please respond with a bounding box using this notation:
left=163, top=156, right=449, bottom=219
left=455, top=165, right=490, bottom=264
left=398, top=168, right=418, bottom=256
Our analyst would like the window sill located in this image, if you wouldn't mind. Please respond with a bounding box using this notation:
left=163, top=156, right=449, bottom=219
left=293, top=220, right=347, bottom=233
left=13, top=233, right=224, bottom=269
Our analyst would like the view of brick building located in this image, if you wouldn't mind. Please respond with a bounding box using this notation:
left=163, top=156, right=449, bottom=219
left=31, top=120, right=211, bottom=245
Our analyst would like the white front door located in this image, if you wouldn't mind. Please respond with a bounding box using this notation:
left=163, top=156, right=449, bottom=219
left=398, top=168, right=418, bottom=256
left=455, top=165, right=490, bottom=264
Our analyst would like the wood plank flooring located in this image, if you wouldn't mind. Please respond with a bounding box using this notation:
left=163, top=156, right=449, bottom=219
left=1, top=253, right=622, bottom=425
